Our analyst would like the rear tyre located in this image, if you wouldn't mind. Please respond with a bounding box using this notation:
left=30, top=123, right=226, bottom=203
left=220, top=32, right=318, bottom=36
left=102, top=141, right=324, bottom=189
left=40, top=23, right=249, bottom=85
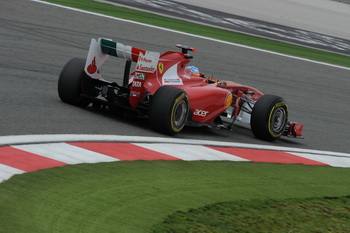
left=58, top=58, right=90, bottom=107
left=251, top=94, right=288, bottom=141
left=149, top=86, right=189, bottom=135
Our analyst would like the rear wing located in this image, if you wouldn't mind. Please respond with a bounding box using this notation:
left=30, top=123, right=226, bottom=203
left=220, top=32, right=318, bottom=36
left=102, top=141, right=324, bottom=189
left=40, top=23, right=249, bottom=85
left=84, top=38, right=160, bottom=84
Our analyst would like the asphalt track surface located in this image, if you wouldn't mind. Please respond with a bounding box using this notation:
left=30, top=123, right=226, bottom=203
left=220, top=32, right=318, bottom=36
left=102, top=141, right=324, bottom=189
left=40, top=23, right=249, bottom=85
left=1, top=0, right=350, bottom=154
left=106, top=0, right=350, bottom=55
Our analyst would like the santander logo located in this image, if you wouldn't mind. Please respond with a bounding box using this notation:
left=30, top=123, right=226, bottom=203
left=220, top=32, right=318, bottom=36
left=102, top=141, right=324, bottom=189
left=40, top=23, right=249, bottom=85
left=87, top=57, right=97, bottom=74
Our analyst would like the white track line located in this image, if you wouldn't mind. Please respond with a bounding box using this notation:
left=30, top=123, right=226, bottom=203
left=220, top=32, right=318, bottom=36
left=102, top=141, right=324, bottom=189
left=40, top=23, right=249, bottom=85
left=1, top=136, right=350, bottom=183
left=0, top=164, right=25, bottom=182
left=292, top=152, right=350, bottom=168
left=13, top=143, right=119, bottom=164
left=1, top=134, right=349, bottom=158
left=30, top=0, right=350, bottom=71
left=134, top=143, right=248, bottom=161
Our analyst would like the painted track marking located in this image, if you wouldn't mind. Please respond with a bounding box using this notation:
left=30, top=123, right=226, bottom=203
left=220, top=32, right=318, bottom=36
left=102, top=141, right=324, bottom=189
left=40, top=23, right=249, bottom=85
left=30, top=0, right=350, bottom=71
left=13, top=143, right=119, bottom=164
left=0, top=164, right=25, bottom=183
left=1, top=135, right=350, bottom=183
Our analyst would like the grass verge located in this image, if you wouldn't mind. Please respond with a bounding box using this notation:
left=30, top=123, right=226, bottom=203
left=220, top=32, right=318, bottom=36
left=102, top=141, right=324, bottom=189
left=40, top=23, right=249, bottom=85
left=152, top=196, right=350, bottom=232
left=0, top=161, right=350, bottom=232
left=41, top=0, right=350, bottom=68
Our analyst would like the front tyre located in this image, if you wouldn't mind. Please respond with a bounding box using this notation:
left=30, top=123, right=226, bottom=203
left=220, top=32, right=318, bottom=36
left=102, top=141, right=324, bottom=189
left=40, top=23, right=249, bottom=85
left=149, top=86, right=189, bottom=135
left=58, top=58, right=90, bottom=107
left=251, top=94, right=288, bottom=141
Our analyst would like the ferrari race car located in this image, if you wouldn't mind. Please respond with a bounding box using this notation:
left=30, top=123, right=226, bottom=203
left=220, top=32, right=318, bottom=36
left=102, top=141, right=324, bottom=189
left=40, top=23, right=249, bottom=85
left=58, top=38, right=303, bottom=141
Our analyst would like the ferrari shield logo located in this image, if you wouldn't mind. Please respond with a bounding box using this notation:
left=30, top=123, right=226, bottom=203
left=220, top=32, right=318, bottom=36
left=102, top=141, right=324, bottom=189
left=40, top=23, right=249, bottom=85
left=158, top=63, right=164, bottom=74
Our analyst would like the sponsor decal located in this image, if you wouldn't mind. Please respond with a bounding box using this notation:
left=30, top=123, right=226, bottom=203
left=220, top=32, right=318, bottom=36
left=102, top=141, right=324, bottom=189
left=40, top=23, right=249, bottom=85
left=135, top=73, right=145, bottom=80
left=163, top=78, right=183, bottom=85
left=158, top=63, right=164, bottom=74
left=130, top=90, right=140, bottom=97
left=132, top=81, right=142, bottom=87
left=194, top=109, right=209, bottom=117
left=84, top=38, right=108, bottom=79
left=135, top=51, right=160, bottom=73
left=87, top=57, right=97, bottom=74
left=161, top=63, right=183, bottom=85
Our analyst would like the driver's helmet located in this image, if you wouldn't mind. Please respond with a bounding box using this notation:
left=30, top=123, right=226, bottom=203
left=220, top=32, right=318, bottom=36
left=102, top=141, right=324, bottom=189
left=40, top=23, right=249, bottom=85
left=186, top=66, right=200, bottom=77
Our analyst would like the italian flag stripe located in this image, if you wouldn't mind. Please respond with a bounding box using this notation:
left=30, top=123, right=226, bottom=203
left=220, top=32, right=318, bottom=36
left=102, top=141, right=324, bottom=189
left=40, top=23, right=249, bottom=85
left=100, top=38, right=145, bottom=62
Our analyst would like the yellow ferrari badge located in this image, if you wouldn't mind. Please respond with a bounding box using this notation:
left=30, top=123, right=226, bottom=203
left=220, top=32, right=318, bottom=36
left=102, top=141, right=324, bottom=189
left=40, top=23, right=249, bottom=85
left=158, top=63, right=164, bottom=74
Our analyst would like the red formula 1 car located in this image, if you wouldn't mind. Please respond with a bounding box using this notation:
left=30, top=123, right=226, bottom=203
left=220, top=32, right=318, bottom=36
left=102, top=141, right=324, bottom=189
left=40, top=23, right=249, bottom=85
left=58, top=38, right=303, bottom=141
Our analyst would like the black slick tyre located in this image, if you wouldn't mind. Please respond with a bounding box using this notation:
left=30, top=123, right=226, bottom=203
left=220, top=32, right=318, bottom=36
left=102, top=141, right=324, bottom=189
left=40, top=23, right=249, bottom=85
left=58, top=58, right=90, bottom=107
left=149, top=86, right=189, bottom=135
left=251, top=94, right=288, bottom=141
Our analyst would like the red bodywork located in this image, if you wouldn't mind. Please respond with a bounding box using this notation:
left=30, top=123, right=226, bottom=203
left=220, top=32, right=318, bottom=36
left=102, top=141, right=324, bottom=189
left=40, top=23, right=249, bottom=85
left=84, top=39, right=303, bottom=138
left=128, top=49, right=262, bottom=124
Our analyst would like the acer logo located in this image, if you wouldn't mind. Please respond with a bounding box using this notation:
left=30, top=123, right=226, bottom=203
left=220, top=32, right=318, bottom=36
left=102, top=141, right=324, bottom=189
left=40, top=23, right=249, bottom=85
left=194, top=109, right=209, bottom=117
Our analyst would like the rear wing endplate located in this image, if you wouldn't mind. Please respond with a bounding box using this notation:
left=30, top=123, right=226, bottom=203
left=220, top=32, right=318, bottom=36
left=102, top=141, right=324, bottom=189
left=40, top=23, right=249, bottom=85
left=84, top=38, right=159, bottom=82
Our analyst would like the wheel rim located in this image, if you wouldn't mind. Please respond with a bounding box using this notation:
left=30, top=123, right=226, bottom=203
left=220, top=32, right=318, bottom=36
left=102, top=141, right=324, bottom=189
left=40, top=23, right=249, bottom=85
left=173, top=100, right=188, bottom=128
left=271, top=107, right=286, bottom=132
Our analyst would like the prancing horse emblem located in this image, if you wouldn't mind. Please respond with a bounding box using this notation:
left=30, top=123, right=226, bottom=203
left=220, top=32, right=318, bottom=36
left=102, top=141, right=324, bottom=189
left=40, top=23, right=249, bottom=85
left=158, top=63, right=164, bottom=74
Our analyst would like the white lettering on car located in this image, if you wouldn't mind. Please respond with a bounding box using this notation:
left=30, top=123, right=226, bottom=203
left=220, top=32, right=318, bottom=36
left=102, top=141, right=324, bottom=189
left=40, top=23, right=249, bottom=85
left=132, top=81, right=142, bottom=87
left=194, top=109, right=209, bottom=117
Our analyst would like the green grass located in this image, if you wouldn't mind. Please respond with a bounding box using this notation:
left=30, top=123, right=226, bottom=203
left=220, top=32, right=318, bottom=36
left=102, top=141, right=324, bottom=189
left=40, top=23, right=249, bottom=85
left=42, top=0, right=350, bottom=68
left=1, top=161, right=350, bottom=232
left=152, top=196, right=350, bottom=233
left=2, top=2, right=350, bottom=232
